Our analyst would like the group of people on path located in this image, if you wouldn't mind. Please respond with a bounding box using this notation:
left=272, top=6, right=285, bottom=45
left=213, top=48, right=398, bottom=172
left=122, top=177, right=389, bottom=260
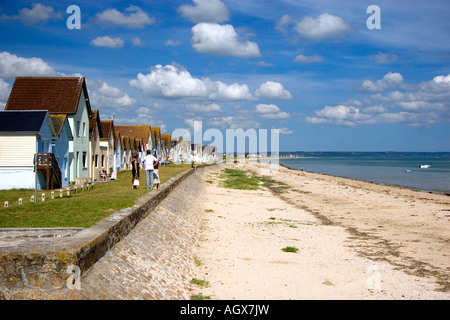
left=130, top=150, right=160, bottom=190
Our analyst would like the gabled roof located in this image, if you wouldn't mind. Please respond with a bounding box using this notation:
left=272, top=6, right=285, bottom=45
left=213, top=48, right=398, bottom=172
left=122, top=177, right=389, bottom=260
left=50, top=114, right=73, bottom=139
left=121, top=136, right=130, bottom=150
left=89, top=110, right=102, bottom=138
left=161, top=133, right=171, bottom=147
left=100, top=120, right=114, bottom=141
left=0, top=110, right=56, bottom=137
left=151, top=127, right=161, bottom=145
left=114, top=125, right=151, bottom=142
left=5, top=76, right=92, bottom=115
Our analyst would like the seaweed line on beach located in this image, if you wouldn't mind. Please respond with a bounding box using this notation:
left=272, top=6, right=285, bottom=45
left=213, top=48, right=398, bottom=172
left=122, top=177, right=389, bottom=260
left=246, top=166, right=450, bottom=293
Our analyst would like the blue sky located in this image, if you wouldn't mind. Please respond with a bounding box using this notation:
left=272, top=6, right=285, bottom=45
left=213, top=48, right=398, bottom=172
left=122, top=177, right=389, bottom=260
left=0, top=0, right=449, bottom=152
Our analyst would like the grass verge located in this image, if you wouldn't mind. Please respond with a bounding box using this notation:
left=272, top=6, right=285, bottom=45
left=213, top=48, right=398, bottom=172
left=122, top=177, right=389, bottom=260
left=0, top=164, right=191, bottom=228
left=219, top=168, right=290, bottom=193
left=219, top=168, right=260, bottom=190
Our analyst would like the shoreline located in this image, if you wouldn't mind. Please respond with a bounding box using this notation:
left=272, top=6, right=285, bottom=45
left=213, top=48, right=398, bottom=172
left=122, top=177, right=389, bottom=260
left=277, top=162, right=450, bottom=196
left=191, top=162, right=450, bottom=299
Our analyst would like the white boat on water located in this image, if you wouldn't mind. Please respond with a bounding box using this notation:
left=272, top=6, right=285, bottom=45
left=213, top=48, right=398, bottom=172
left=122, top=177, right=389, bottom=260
left=419, top=164, right=430, bottom=168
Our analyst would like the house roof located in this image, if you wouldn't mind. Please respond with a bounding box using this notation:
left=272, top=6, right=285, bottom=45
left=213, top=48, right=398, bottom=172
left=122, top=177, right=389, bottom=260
left=50, top=114, right=72, bottom=139
left=89, top=110, right=101, bottom=138
left=121, top=136, right=130, bottom=150
left=114, top=125, right=151, bottom=142
left=0, top=110, right=52, bottom=133
left=151, top=127, right=161, bottom=145
left=161, top=133, right=171, bottom=147
left=5, top=77, right=92, bottom=115
left=100, top=120, right=114, bottom=141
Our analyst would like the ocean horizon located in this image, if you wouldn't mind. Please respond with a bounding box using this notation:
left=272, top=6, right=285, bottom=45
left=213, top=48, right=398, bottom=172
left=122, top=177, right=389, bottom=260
left=276, top=152, right=450, bottom=195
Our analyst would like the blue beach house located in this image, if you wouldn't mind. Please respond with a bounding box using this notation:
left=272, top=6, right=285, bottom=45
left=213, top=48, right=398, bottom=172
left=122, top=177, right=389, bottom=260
left=5, top=77, right=92, bottom=186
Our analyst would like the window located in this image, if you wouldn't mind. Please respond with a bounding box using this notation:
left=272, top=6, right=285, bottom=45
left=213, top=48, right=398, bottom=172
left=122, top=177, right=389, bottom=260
left=95, top=155, right=98, bottom=168
left=82, top=122, right=86, bottom=137
left=63, top=157, right=68, bottom=180
left=75, top=152, right=79, bottom=177
left=82, top=152, right=87, bottom=168
left=77, top=121, right=80, bottom=137
left=101, top=155, right=105, bottom=167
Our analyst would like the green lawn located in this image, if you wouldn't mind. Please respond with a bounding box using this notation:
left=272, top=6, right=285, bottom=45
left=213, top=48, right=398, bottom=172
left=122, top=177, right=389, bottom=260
left=0, top=164, right=191, bottom=228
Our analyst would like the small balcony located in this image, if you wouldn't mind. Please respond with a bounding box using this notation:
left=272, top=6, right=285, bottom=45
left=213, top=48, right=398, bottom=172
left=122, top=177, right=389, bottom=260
left=36, top=152, right=62, bottom=190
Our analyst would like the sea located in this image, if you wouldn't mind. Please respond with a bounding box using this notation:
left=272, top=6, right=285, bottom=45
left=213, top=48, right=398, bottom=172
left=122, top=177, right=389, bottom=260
left=277, top=152, right=450, bottom=195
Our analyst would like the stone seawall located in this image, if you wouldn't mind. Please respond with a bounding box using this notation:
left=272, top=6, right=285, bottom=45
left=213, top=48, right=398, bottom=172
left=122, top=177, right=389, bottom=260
left=0, top=166, right=208, bottom=299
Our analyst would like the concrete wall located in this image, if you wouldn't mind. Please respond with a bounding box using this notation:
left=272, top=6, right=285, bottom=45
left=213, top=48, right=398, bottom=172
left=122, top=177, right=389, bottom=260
left=0, top=166, right=202, bottom=299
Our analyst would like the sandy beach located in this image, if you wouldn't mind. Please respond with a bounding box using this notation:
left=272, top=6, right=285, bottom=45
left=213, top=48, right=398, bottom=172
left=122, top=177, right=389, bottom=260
left=190, top=162, right=450, bottom=300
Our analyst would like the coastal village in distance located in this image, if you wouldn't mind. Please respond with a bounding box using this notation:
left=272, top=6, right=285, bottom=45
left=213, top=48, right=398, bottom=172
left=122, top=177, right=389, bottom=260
left=0, top=76, right=218, bottom=191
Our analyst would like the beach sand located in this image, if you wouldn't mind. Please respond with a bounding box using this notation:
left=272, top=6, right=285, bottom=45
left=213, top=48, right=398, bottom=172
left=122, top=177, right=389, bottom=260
left=190, top=162, right=450, bottom=300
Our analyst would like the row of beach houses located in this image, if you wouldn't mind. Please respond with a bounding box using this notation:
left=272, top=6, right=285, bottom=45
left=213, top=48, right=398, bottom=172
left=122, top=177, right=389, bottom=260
left=0, top=77, right=217, bottom=190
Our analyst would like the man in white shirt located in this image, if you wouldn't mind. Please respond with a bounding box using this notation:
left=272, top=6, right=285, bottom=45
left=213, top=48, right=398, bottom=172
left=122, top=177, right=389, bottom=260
left=142, top=150, right=158, bottom=189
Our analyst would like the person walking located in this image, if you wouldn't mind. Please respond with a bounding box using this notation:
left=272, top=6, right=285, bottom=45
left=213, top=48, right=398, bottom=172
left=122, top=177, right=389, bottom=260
left=153, top=152, right=160, bottom=189
left=131, top=153, right=140, bottom=189
left=142, top=150, right=158, bottom=189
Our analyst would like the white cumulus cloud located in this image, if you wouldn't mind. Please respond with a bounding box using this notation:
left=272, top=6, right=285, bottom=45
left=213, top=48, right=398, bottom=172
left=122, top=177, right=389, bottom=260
left=0, top=79, right=10, bottom=100
left=307, top=73, right=450, bottom=127
left=129, top=63, right=253, bottom=101
left=433, top=74, right=450, bottom=86
left=96, top=5, right=154, bottom=28
left=1, top=3, right=62, bottom=24
left=89, top=81, right=137, bottom=108
left=361, top=72, right=405, bottom=92
left=306, top=105, right=373, bottom=126
left=90, top=36, right=124, bottom=48
left=295, top=13, right=352, bottom=40
left=0, top=51, right=58, bottom=78
left=0, top=78, right=11, bottom=110
left=178, top=0, right=229, bottom=23
left=254, top=104, right=290, bottom=119
left=255, top=81, right=292, bottom=100
left=191, top=23, right=261, bottom=57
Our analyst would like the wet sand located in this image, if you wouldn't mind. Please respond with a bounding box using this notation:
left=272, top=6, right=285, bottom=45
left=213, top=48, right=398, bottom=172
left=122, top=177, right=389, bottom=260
left=190, top=162, right=450, bottom=299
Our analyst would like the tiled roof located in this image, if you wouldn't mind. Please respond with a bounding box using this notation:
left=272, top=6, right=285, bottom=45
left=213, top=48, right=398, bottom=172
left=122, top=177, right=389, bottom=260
left=114, top=125, right=151, bottom=142
left=100, top=120, right=114, bottom=140
left=151, top=127, right=161, bottom=144
left=50, top=114, right=69, bottom=138
left=121, top=136, right=129, bottom=150
left=5, top=77, right=91, bottom=115
left=89, top=110, right=101, bottom=137
left=161, top=133, right=171, bottom=146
